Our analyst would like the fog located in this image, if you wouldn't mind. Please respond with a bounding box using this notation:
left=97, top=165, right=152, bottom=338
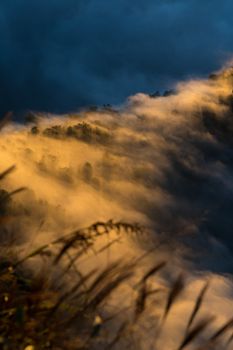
left=1, top=63, right=233, bottom=348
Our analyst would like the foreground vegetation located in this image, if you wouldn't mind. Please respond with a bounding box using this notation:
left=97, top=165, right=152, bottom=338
left=0, top=180, right=233, bottom=349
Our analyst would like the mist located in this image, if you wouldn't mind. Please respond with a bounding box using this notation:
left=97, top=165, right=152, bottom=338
left=1, top=63, right=233, bottom=348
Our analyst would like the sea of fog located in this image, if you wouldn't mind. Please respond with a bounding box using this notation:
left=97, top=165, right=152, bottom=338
left=1, top=64, right=233, bottom=349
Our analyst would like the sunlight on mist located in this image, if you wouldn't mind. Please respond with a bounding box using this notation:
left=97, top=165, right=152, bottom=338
left=1, top=64, right=233, bottom=349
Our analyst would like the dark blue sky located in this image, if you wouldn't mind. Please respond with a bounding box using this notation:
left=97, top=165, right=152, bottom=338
left=0, top=0, right=233, bottom=115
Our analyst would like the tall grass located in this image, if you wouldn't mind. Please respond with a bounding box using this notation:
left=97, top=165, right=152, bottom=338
left=1, top=218, right=232, bottom=349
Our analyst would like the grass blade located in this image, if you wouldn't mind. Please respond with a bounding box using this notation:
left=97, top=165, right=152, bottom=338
left=178, top=316, right=215, bottom=350
left=163, top=274, right=185, bottom=320
left=186, top=281, right=209, bottom=331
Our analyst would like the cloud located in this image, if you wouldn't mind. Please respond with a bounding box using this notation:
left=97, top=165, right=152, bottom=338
left=1, top=64, right=233, bottom=270
left=0, top=0, right=233, bottom=115
left=1, top=64, right=233, bottom=348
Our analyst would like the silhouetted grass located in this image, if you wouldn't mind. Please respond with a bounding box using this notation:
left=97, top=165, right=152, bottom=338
left=1, top=218, right=232, bottom=349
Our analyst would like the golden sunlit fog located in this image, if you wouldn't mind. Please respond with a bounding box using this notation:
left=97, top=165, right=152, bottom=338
left=1, top=65, right=233, bottom=349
